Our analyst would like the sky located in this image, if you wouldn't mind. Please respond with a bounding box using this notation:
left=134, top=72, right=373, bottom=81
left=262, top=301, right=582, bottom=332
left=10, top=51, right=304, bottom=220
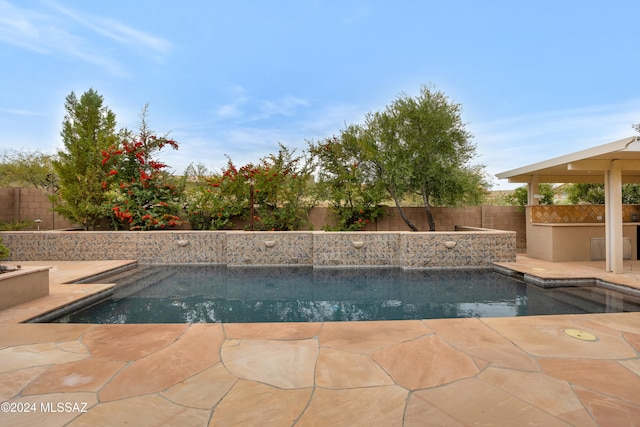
left=1, top=0, right=640, bottom=190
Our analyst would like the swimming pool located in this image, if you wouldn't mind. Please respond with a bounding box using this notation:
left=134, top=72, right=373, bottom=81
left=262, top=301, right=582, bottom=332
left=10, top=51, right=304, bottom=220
left=54, top=265, right=640, bottom=323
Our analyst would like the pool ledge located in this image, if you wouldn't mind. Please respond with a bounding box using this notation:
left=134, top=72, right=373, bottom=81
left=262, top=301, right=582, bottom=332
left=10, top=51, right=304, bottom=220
left=0, top=260, right=135, bottom=324
left=495, top=254, right=640, bottom=295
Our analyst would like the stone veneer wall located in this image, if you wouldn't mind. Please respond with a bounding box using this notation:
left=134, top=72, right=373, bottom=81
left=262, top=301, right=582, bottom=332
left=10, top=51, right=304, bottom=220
left=225, top=232, right=314, bottom=266
left=1, top=187, right=525, bottom=250
left=0, top=231, right=227, bottom=264
left=0, top=230, right=516, bottom=268
left=313, top=233, right=401, bottom=267
left=400, top=231, right=516, bottom=268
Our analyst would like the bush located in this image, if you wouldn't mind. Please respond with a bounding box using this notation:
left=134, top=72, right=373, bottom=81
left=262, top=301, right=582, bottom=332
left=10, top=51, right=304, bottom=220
left=0, top=237, right=10, bottom=263
left=101, top=132, right=184, bottom=231
left=184, top=164, right=243, bottom=230
left=308, top=136, right=387, bottom=230
left=184, top=145, right=314, bottom=231
left=0, top=220, right=32, bottom=231
left=323, top=206, right=384, bottom=231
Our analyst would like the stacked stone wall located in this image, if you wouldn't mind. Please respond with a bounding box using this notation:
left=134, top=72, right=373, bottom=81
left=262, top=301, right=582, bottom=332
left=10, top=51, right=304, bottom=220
left=0, top=187, right=525, bottom=251
left=0, top=230, right=516, bottom=268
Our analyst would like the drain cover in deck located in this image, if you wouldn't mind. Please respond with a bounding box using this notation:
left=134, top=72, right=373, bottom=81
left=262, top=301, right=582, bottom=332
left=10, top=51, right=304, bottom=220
left=563, top=328, right=598, bottom=341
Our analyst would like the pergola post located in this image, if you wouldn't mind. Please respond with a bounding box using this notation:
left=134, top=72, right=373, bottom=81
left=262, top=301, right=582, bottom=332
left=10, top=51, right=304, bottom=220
left=528, top=175, right=540, bottom=206
left=604, top=159, right=623, bottom=273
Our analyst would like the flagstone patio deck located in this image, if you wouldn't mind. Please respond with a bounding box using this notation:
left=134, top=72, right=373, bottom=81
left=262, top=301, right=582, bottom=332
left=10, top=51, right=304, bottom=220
left=0, top=257, right=639, bottom=426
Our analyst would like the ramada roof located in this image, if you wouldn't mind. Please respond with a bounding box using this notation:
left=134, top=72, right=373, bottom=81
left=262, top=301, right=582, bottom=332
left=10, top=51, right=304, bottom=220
left=496, top=136, right=640, bottom=184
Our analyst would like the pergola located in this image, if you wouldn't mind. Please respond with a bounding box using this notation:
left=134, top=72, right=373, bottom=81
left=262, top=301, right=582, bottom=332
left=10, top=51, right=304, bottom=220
left=496, top=136, right=640, bottom=273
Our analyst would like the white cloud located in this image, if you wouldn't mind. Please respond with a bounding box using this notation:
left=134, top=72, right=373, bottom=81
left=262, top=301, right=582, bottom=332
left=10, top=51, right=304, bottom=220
left=298, top=103, right=368, bottom=136
left=0, top=108, right=45, bottom=116
left=0, top=0, right=74, bottom=54
left=474, top=99, right=640, bottom=189
left=50, top=2, right=172, bottom=58
left=213, top=85, right=248, bottom=119
left=256, top=96, right=309, bottom=118
left=475, top=101, right=640, bottom=143
left=167, top=100, right=371, bottom=175
left=96, top=19, right=172, bottom=55
left=0, top=0, right=171, bottom=77
left=216, top=104, right=243, bottom=119
left=213, top=87, right=310, bottom=123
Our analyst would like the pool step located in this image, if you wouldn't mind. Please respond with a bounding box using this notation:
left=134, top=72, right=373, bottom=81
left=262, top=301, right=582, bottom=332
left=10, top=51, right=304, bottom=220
left=109, top=267, right=178, bottom=299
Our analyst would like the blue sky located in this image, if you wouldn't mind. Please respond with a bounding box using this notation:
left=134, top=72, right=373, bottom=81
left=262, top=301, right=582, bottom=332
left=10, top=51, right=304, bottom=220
left=1, top=0, right=640, bottom=189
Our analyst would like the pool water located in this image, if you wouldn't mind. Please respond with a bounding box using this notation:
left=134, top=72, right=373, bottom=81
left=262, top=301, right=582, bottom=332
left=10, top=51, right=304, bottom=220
left=54, top=265, right=640, bottom=324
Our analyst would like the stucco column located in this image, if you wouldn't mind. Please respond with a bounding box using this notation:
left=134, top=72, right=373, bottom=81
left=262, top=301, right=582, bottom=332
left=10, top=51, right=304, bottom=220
left=604, top=160, right=623, bottom=273
left=528, top=175, right=540, bottom=206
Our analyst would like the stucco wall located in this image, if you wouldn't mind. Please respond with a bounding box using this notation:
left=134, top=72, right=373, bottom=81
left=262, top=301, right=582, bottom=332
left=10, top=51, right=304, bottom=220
left=527, top=223, right=637, bottom=262
left=0, top=229, right=516, bottom=268
left=525, top=207, right=638, bottom=262
left=0, top=267, right=50, bottom=310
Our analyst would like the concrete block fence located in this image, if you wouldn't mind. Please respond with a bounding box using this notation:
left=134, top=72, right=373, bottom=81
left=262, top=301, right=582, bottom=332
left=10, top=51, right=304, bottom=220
left=1, top=229, right=516, bottom=268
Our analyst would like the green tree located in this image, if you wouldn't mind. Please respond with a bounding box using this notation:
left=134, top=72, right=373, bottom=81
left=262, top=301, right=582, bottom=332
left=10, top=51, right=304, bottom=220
left=0, top=149, right=56, bottom=188
left=623, top=184, right=640, bottom=204
left=566, top=183, right=640, bottom=204
left=566, top=183, right=604, bottom=204
left=357, top=85, right=488, bottom=231
left=505, top=184, right=555, bottom=208
left=51, top=89, right=118, bottom=230
left=308, top=135, right=386, bottom=230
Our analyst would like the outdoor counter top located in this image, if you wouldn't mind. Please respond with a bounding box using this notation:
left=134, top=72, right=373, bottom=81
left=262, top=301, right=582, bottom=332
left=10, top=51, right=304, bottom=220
left=531, top=222, right=640, bottom=227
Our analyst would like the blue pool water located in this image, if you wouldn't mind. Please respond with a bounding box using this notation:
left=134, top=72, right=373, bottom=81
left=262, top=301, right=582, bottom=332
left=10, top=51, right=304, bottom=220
left=54, top=265, right=640, bottom=323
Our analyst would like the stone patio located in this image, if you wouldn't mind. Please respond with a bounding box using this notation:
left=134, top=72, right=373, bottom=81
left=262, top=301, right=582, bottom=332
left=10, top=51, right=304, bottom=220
left=0, top=257, right=639, bottom=426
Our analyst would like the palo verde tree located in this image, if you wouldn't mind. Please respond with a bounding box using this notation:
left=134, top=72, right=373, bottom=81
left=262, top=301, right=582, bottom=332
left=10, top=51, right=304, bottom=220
left=51, top=89, right=119, bottom=230
left=357, top=85, right=488, bottom=231
left=0, top=149, right=56, bottom=188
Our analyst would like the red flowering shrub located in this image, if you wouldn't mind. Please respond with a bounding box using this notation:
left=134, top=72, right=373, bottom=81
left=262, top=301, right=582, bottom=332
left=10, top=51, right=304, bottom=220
left=184, top=160, right=244, bottom=230
left=185, top=145, right=313, bottom=231
left=101, top=118, right=184, bottom=231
